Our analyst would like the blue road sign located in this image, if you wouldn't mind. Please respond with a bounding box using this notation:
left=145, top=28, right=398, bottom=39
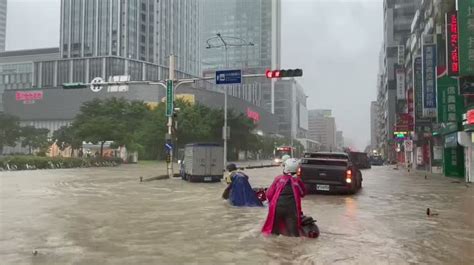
left=165, top=143, right=173, bottom=150
left=216, top=69, right=242, bottom=85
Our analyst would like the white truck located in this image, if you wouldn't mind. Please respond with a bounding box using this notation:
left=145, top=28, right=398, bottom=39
left=180, top=143, right=224, bottom=182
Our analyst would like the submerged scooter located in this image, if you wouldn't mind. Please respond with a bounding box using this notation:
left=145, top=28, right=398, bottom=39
left=253, top=187, right=320, bottom=239
left=301, top=215, right=320, bottom=238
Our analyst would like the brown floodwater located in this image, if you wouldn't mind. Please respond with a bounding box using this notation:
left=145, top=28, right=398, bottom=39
left=0, top=164, right=473, bottom=264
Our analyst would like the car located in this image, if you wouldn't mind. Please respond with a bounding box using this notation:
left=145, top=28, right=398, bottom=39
left=348, top=151, right=371, bottom=169
left=370, top=155, right=384, bottom=166
left=297, top=152, right=362, bottom=194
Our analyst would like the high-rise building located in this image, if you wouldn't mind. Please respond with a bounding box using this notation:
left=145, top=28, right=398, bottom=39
left=200, top=0, right=281, bottom=112
left=0, top=0, right=6, bottom=52
left=29, top=0, right=200, bottom=89
left=308, top=109, right=336, bottom=151
left=377, top=0, right=421, bottom=160
left=60, top=0, right=200, bottom=76
left=273, top=78, right=307, bottom=139
left=370, top=101, right=378, bottom=150
left=336, top=130, right=344, bottom=150
left=201, top=0, right=280, bottom=70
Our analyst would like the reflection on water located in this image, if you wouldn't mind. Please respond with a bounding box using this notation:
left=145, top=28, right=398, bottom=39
left=0, top=165, right=473, bottom=264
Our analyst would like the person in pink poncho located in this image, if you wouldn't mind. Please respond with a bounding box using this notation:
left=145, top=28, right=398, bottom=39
left=262, top=158, right=306, bottom=237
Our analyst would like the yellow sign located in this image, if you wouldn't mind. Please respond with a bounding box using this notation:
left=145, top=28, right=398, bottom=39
left=160, top=93, right=195, bottom=105
left=145, top=102, right=159, bottom=110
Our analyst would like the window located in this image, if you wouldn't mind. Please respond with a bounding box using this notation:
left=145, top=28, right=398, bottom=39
left=73, top=60, right=86, bottom=82
left=41, top=61, right=55, bottom=87
left=57, top=60, right=70, bottom=85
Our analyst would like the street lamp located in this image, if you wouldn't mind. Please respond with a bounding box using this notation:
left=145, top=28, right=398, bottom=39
left=205, top=33, right=254, bottom=168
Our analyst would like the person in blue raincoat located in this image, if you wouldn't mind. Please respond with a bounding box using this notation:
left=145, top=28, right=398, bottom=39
left=222, top=163, right=263, bottom=207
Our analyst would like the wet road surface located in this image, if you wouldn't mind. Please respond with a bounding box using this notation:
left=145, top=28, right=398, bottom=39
left=0, top=164, right=473, bottom=264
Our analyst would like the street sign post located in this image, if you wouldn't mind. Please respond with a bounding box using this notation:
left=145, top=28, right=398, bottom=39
left=166, top=80, right=174, bottom=117
left=215, top=69, right=241, bottom=171
left=165, top=143, right=173, bottom=151
left=215, top=69, right=242, bottom=85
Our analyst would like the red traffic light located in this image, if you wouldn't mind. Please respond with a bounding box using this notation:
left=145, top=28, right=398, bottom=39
left=266, top=69, right=280, bottom=78
left=265, top=69, right=303, bottom=78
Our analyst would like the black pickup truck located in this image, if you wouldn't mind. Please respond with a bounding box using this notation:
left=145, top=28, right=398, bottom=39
left=297, top=152, right=362, bottom=194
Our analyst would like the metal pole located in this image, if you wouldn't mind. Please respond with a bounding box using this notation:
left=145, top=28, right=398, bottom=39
left=223, top=45, right=228, bottom=169
left=168, top=54, right=175, bottom=178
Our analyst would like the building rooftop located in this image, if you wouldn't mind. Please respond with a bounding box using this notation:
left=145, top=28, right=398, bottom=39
left=0, top=47, right=60, bottom=58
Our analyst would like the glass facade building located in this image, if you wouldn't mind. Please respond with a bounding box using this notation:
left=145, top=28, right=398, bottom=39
left=201, top=0, right=281, bottom=112
left=201, top=0, right=280, bottom=70
left=0, top=0, right=6, bottom=52
left=60, top=0, right=200, bottom=76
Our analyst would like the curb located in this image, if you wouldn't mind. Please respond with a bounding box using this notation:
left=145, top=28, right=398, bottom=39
left=240, top=164, right=278, bottom=170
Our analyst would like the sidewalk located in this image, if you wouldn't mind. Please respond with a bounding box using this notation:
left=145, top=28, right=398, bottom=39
left=391, top=163, right=470, bottom=184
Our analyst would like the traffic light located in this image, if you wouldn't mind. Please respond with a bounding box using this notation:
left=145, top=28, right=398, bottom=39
left=265, top=69, right=303, bottom=78
left=62, top=83, right=87, bottom=89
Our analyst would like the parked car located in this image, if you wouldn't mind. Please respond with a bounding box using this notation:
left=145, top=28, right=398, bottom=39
left=370, top=155, right=384, bottom=166
left=298, top=152, right=362, bottom=194
left=348, top=151, right=371, bottom=169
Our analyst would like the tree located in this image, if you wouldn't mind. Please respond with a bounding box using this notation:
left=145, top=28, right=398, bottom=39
left=0, top=113, right=21, bottom=155
left=226, top=111, right=258, bottom=160
left=52, top=125, right=82, bottom=156
left=174, top=100, right=220, bottom=146
left=72, top=98, right=149, bottom=157
left=134, top=103, right=168, bottom=159
left=20, top=126, right=50, bottom=154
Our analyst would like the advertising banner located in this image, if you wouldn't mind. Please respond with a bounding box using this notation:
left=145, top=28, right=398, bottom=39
left=15, top=90, right=43, bottom=104
left=458, top=0, right=474, bottom=76
left=414, top=57, right=432, bottom=134
left=437, top=75, right=463, bottom=125
left=446, top=11, right=459, bottom=76
left=413, top=57, right=423, bottom=120
left=396, top=68, right=406, bottom=99
left=422, top=44, right=437, bottom=118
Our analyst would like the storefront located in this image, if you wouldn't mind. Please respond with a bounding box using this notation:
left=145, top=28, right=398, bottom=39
left=461, top=109, right=474, bottom=182
left=435, top=74, right=465, bottom=178
left=442, top=131, right=465, bottom=178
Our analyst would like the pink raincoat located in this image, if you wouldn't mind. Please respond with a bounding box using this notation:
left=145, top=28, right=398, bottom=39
left=261, top=174, right=306, bottom=236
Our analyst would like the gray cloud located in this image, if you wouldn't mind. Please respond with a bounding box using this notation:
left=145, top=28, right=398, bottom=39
left=6, top=0, right=60, bottom=50
left=281, top=0, right=383, bottom=150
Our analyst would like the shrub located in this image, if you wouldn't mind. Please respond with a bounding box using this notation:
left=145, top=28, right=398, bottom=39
left=0, top=155, right=122, bottom=171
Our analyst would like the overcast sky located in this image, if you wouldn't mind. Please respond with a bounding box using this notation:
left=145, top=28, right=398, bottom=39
left=6, top=0, right=383, bottom=150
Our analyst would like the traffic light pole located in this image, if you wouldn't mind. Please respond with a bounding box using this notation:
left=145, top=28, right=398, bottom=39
left=167, top=55, right=175, bottom=179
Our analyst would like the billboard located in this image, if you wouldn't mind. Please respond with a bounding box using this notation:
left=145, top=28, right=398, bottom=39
left=413, top=57, right=423, bottom=119
left=396, top=68, right=406, bottom=99
left=413, top=56, right=432, bottom=135
left=437, top=75, right=463, bottom=124
left=422, top=44, right=437, bottom=117
left=15, top=90, right=43, bottom=104
left=247, top=107, right=261, bottom=123
left=446, top=11, right=459, bottom=76
left=458, top=0, right=474, bottom=76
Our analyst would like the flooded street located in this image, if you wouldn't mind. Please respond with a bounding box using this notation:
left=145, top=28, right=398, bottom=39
left=1, top=164, right=473, bottom=265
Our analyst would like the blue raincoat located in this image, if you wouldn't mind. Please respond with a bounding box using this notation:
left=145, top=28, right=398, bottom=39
left=228, top=172, right=263, bottom=207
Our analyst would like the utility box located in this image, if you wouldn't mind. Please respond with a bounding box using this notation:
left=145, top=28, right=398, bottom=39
left=181, top=143, right=224, bottom=182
